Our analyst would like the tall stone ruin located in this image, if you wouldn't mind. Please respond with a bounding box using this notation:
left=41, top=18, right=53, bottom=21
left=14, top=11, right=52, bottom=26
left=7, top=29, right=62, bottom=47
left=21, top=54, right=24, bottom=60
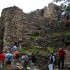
left=44, top=3, right=61, bottom=19
left=2, top=6, right=24, bottom=47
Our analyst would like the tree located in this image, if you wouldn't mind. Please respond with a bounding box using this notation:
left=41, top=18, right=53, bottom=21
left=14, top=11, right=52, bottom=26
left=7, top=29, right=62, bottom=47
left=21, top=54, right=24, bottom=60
left=54, top=0, right=70, bottom=11
left=54, top=0, right=70, bottom=3
left=66, top=4, right=70, bottom=12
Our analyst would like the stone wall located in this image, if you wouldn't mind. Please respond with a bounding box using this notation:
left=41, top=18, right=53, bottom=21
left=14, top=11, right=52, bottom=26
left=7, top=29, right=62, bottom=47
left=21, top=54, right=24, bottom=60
left=0, top=6, right=69, bottom=48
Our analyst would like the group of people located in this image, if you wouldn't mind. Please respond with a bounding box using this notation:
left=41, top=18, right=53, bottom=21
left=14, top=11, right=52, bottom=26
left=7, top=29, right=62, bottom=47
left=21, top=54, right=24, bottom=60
left=0, top=41, right=66, bottom=70
left=0, top=50, right=13, bottom=70
left=0, top=43, right=19, bottom=70
left=0, top=43, right=37, bottom=70
left=48, top=47, right=65, bottom=70
left=21, top=52, right=36, bottom=70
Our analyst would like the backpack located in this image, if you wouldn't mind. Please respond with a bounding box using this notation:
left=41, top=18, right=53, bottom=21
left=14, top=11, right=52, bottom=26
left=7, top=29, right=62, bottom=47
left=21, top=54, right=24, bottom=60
left=22, top=55, right=26, bottom=60
left=50, top=55, right=55, bottom=63
left=7, top=56, right=12, bottom=61
left=22, top=55, right=29, bottom=62
left=25, top=55, right=29, bottom=62
left=14, top=51, right=19, bottom=59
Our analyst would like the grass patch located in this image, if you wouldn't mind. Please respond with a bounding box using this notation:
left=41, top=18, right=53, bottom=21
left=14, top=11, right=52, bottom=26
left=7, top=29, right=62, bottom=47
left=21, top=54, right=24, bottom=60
left=20, top=46, right=47, bottom=56
left=47, top=47, right=55, bottom=53
left=64, top=31, right=70, bottom=36
left=19, top=46, right=56, bottom=56
left=48, top=32, right=62, bottom=37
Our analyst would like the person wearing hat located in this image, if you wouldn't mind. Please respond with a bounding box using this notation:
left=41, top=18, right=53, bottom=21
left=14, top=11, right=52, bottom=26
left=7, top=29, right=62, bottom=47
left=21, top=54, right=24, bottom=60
left=58, top=48, right=65, bottom=69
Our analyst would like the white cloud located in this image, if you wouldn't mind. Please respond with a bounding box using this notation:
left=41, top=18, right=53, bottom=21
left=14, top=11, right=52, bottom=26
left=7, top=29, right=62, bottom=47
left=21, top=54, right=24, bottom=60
left=0, top=0, right=53, bottom=16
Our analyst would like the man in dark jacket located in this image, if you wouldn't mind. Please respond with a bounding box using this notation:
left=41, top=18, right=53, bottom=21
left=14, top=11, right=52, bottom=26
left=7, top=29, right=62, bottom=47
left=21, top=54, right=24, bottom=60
left=30, top=52, right=36, bottom=70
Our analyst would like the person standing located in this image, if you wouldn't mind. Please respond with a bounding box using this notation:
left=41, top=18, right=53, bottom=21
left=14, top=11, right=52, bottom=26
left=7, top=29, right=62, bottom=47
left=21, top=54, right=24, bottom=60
left=58, top=48, right=65, bottom=69
left=30, top=52, right=36, bottom=70
left=5, top=50, right=13, bottom=70
left=48, top=61, right=53, bottom=70
left=13, top=50, right=19, bottom=66
left=12, top=43, right=17, bottom=52
left=13, top=50, right=19, bottom=59
left=24, top=55, right=29, bottom=70
left=61, top=10, right=66, bottom=18
left=21, top=54, right=26, bottom=70
left=49, top=52, right=55, bottom=64
left=0, top=51, right=5, bottom=69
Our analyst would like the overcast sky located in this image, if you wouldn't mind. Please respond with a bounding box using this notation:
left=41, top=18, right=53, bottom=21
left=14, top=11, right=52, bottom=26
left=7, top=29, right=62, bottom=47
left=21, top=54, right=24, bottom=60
left=0, top=0, right=54, bottom=15
left=0, top=0, right=64, bottom=16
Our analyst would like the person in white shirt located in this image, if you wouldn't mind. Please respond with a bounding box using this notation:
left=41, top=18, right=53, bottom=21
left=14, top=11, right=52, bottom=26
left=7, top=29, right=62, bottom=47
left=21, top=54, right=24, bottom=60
left=48, top=61, right=53, bottom=70
left=12, top=45, right=17, bottom=52
left=61, top=11, right=66, bottom=18
left=62, top=11, right=66, bottom=16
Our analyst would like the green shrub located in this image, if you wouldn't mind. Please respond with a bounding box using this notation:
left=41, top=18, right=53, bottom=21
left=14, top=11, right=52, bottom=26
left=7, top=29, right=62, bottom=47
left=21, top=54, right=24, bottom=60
left=65, top=32, right=70, bottom=36
left=47, top=47, right=55, bottom=53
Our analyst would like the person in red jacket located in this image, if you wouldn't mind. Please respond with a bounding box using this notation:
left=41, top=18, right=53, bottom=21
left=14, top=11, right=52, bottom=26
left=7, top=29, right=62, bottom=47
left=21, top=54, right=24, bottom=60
left=0, top=51, right=5, bottom=68
left=58, top=48, right=65, bottom=69
left=13, top=50, right=19, bottom=59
